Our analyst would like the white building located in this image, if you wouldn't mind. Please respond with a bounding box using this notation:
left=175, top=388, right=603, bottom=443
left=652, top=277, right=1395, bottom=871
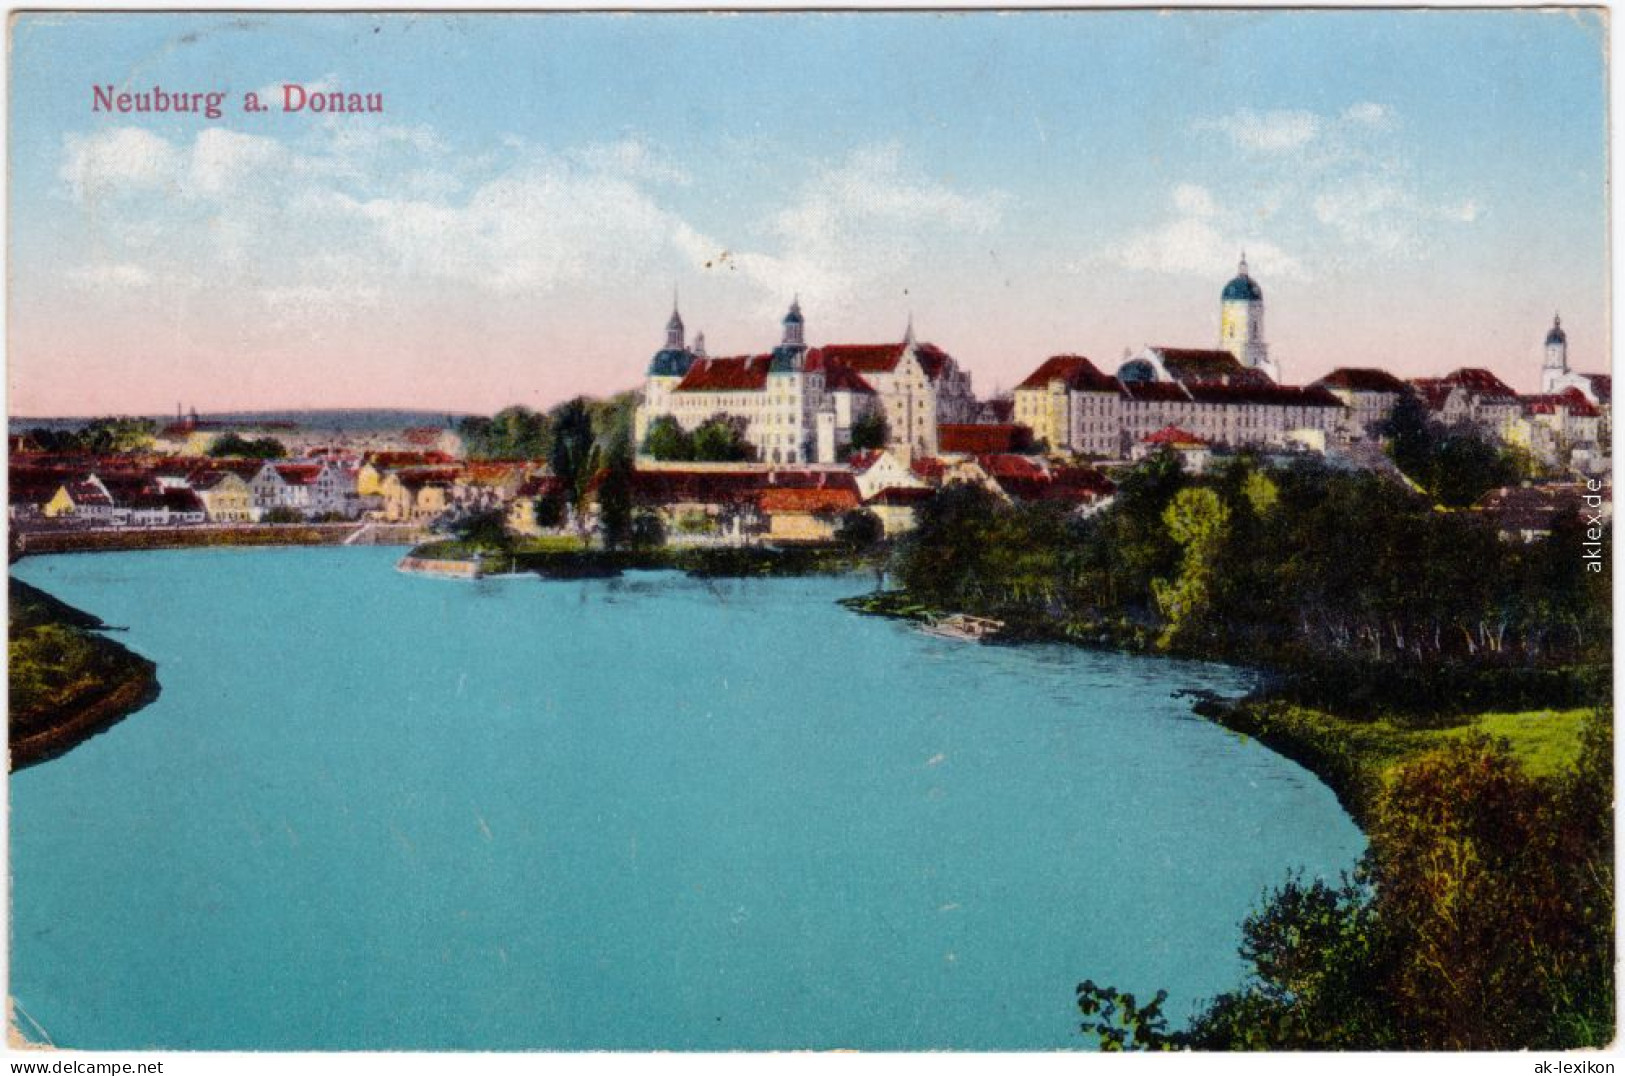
left=633, top=300, right=978, bottom=463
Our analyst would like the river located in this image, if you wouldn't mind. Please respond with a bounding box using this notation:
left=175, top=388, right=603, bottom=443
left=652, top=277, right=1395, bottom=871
left=9, top=547, right=1363, bottom=1050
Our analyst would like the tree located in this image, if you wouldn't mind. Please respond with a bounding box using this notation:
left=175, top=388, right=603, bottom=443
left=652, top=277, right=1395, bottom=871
left=834, top=507, right=884, bottom=550
left=1151, top=486, right=1230, bottom=650
left=451, top=508, right=512, bottom=554
left=458, top=406, right=551, bottom=460
left=1091, top=715, right=1617, bottom=1051
left=596, top=431, right=636, bottom=550
left=629, top=512, right=666, bottom=550
left=208, top=433, right=286, bottom=459
left=692, top=413, right=754, bottom=462
left=550, top=397, right=597, bottom=541
left=642, top=415, right=695, bottom=461
left=848, top=409, right=890, bottom=452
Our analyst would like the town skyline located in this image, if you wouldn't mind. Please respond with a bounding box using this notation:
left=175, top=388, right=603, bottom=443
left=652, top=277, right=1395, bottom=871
left=9, top=10, right=1609, bottom=416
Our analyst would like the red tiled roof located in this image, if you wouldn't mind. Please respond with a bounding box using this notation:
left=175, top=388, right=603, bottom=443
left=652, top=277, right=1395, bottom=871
left=758, top=486, right=862, bottom=514
left=363, top=451, right=454, bottom=469
left=1438, top=368, right=1519, bottom=400
left=1186, top=383, right=1343, bottom=408
left=803, top=351, right=878, bottom=393
left=810, top=341, right=954, bottom=380
left=1120, top=381, right=1190, bottom=402
left=1149, top=348, right=1264, bottom=385
left=975, top=453, right=1047, bottom=479
left=1314, top=368, right=1410, bottom=394
left=846, top=450, right=884, bottom=473
left=1016, top=354, right=1118, bottom=393
left=910, top=457, right=947, bottom=480
left=938, top=424, right=1033, bottom=455
left=1143, top=425, right=1208, bottom=446
left=675, top=354, right=774, bottom=392
left=274, top=464, right=323, bottom=486
left=866, top=485, right=935, bottom=506
left=1522, top=389, right=1602, bottom=418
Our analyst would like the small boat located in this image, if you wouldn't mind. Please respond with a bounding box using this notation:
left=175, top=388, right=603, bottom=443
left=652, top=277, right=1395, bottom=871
left=918, top=612, right=1005, bottom=642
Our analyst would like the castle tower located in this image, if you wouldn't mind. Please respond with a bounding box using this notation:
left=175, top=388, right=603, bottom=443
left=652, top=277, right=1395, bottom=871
left=781, top=296, right=805, bottom=349
left=1541, top=314, right=1568, bottom=392
left=664, top=298, right=685, bottom=350
left=772, top=296, right=807, bottom=372
left=1220, top=254, right=1277, bottom=382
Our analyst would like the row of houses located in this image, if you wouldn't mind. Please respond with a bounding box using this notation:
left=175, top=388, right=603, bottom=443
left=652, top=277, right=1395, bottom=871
left=9, top=452, right=544, bottom=528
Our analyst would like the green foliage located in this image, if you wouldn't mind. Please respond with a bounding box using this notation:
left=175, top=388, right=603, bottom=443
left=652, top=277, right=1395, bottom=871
left=1090, top=715, right=1615, bottom=1050
left=207, top=433, right=286, bottom=459
left=458, top=407, right=550, bottom=460
left=450, top=509, right=513, bottom=554
left=1381, top=394, right=1519, bottom=507
left=550, top=397, right=598, bottom=534
left=629, top=512, right=666, bottom=550
left=834, top=508, right=884, bottom=550
left=595, top=431, right=636, bottom=550
left=1076, top=982, right=1178, bottom=1051
left=24, top=416, right=157, bottom=455
left=1151, top=487, right=1230, bottom=649
left=691, top=413, right=755, bottom=462
left=642, top=415, right=695, bottom=461
left=9, top=579, right=155, bottom=742
left=261, top=507, right=304, bottom=524
left=848, top=408, right=890, bottom=452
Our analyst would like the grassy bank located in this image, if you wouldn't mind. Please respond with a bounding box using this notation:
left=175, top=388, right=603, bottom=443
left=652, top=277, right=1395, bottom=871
left=9, top=578, right=160, bottom=769
left=1193, top=698, right=1591, bottom=827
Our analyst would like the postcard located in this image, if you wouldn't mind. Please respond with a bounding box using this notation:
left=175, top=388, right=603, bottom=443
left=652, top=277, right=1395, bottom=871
left=5, top=7, right=1613, bottom=1062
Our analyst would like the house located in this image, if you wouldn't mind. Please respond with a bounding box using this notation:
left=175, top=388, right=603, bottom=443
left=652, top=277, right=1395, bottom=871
left=189, top=470, right=255, bottom=522
left=848, top=449, right=930, bottom=501
left=507, top=475, right=566, bottom=536
left=864, top=485, right=934, bottom=536
left=1132, top=425, right=1214, bottom=473
left=1312, top=368, right=1411, bottom=441
left=1012, top=354, right=1122, bottom=456
left=379, top=468, right=459, bottom=522
left=757, top=478, right=863, bottom=543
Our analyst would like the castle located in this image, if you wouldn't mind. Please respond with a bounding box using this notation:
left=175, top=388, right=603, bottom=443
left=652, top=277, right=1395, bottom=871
left=633, top=299, right=979, bottom=463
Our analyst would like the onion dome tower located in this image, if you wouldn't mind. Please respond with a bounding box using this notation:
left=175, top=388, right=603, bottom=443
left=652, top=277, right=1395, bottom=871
left=1219, top=253, right=1277, bottom=382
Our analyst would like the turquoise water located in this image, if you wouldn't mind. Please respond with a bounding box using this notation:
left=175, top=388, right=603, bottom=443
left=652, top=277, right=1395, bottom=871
left=9, top=548, right=1363, bottom=1050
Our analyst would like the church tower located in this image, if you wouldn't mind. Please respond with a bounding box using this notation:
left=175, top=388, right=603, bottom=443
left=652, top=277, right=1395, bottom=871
left=1220, top=254, right=1277, bottom=382
left=772, top=296, right=808, bottom=371
left=1541, top=314, right=1568, bottom=393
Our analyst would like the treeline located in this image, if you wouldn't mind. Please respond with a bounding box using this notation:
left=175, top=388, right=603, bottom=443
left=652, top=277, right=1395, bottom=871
left=457, top=393, right=635, bottom=461
left=18, top=416, right=157, bottom=455
left=1383, top=393, right=1531, bottom=505
left=894, top=453, right=1609, bottom=714
left=1080, top=713, right=1613, bottom=1050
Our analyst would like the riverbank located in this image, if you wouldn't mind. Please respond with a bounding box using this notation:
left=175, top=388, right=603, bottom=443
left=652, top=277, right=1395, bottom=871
left=15, top=522, right=422, bottom=556
left=841, top=589, right=1598, bottom=828
left=1191, top=697, right=1590, bottom=828
left=403, top=537, right=886, bottom=580
left=8, top=578, right=160, bottom=770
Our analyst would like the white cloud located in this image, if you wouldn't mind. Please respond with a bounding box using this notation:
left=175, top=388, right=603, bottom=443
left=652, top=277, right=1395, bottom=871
left=1110, top=185, right=1303, bottom=280
left=60, top=128, right=180, bottom=200
left=1201, top=108, right=1321, bottom=152
left=1343, top=101, right=1394, bottom=129
left=187, top=128, right=287, bottom=197
left=722, top=143, right=1004, bottom=315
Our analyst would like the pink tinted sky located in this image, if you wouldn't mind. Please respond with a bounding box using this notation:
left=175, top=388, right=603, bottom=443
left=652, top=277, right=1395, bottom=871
left=8, top=11, right=1610, bottom=417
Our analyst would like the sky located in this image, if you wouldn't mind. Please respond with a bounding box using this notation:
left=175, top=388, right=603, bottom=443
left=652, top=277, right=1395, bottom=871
left=6, top=10, right=1611, bottom=417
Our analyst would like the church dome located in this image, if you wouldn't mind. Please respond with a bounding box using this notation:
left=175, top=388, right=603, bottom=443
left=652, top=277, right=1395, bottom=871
left=1546, top=315, right=1566, bottom=346
left=1222, top=275, right=1262, bottom=302
left=782, top=298, right=804, bottom=325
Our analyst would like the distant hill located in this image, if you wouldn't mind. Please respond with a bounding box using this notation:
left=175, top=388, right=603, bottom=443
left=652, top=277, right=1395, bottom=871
left=10, top=409, right=475, bottom=434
